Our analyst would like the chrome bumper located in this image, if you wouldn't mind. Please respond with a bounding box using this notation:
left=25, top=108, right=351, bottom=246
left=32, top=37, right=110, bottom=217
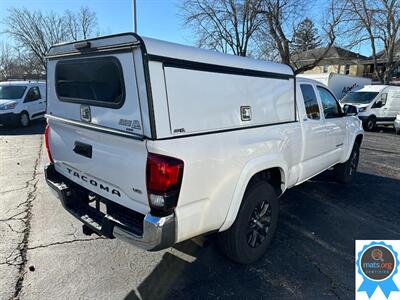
left=44, top=163, right=175, bottom=251
left=113, top=214, right=175, bottom=251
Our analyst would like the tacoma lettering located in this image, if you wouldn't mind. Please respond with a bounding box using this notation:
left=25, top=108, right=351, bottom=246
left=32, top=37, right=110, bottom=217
left=65, top=167, right=120, bottom=197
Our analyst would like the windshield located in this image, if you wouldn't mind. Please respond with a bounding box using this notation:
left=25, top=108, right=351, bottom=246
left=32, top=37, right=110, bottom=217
left=341, top=91, right=379, bottom=104
left=0, top=86, right=27, bottom=100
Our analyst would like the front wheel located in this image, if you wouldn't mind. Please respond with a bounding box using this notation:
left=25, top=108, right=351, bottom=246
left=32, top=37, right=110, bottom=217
left=217, top=182, right=279, bottom=264
left=334, top=143, right=360, bottom=184
left=19, top=112, right=30, bottom=127
left=363, top=117, right=376, bottom=131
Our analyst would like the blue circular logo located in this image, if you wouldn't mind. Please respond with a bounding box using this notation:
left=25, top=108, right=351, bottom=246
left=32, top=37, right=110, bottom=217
left=357, top=241, right=400, bottom=298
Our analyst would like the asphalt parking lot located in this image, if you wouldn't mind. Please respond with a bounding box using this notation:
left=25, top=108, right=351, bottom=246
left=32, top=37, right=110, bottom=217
left=1, top=122, right=399, bottom=300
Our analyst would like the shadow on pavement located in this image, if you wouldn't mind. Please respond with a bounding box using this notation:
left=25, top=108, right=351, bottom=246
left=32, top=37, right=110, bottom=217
left=374, top=126, right=397, bottom=135
left=0, top=119, right=46, bottom=136
left=125, top=171, right=400, bottom=300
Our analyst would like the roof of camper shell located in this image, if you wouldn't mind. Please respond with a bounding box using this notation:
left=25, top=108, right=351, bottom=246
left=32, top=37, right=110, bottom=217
left=47, top=33, right=293, bottom=77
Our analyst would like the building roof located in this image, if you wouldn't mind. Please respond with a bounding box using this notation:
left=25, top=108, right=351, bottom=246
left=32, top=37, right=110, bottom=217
left=373, top=41, right=400, bottom=60
left=292, top=46, right=367, bottom=65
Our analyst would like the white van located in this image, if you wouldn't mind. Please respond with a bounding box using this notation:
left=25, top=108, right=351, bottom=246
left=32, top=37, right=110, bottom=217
left=0, top=81, right=47, bottom=127
left=341, top=85, right=400, bottom=131
left=299, top=73, right=371, bottom=100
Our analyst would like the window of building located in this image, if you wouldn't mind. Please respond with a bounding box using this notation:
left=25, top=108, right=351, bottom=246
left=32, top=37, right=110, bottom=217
left=345, top=64, right=350, bottom=75
left=300, top=84, right=320, bottom=120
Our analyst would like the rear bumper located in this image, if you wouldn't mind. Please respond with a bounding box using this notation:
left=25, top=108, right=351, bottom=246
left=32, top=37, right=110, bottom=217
left=0, top=112, right=18, bottom=125
left=44, top=163, right=175, bottom=251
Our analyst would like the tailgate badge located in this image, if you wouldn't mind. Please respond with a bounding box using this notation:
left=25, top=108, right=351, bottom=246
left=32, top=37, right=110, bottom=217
left=80, top=105, right=91, bottom=122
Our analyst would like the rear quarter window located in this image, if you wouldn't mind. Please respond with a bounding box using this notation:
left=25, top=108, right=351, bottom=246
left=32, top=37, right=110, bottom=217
left=55, top=57, right=125, bottom=108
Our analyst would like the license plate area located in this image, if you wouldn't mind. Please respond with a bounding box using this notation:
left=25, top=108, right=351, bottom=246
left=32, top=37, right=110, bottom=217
left=88, top=194, right=107, bottom=215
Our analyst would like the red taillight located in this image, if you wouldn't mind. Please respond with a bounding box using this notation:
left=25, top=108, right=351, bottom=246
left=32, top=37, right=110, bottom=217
left=146, top=153, right=184, bottom=215
left=45, top=125, right=54, bottom=163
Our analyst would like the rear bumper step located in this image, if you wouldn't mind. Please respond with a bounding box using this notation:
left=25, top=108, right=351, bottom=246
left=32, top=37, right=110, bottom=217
left=44, top=163, right=175, bottom=251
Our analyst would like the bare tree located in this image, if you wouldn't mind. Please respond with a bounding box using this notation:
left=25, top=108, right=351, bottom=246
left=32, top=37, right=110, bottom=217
left=0, top=43, right=44, bottom=81
left=65, top=7, right=98, bottom=41
left=182, top=0, right=347, bottom=74
left=258, top=0, right=346, bottom=74
left=181, top=0, right=265, bottom=56
left=0, top=43, right=15, bottom=80
left=5, top=7, right=99, bottom=72
left=344, top=0, right=400, bottom=83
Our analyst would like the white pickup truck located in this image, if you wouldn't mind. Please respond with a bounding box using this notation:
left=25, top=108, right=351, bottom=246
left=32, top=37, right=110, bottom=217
left=44, top=33, right=363, bottom=264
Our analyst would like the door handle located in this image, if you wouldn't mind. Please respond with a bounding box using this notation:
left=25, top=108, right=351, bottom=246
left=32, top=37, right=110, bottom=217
left=73, top=141, right=92, bottom=158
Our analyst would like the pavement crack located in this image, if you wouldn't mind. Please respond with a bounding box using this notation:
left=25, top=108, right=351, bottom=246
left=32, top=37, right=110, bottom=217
left=27, top=237, right=105, bottom=250
left=12, top=135, right=43, bottom=300
left=5, top=222, right=25, bottom=234
left=287, top=242, right=352, bottom=299
left=0, top=186, right=29, bottom=195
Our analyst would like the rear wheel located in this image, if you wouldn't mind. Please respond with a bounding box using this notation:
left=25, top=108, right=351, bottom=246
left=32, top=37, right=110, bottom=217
left=334, top=143, right=360, bottom=184
left=395, top=128, right=400, bottom=135
left=217, top=181, right=279, bottom=264
left=363, top=117, right=376, bottom=131
left=19, top=112, right=30, bottom=127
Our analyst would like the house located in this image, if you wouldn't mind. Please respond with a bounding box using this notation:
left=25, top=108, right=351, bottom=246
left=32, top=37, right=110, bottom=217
left=292, top=46, right=367, bottom=76
left=361, top=42, right=400, bottom=83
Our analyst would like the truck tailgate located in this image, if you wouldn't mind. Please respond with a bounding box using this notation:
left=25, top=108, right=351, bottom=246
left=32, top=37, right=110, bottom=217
left=48, top=120, right=149, bottom=214
left=46, top=47, right=150, bottom=214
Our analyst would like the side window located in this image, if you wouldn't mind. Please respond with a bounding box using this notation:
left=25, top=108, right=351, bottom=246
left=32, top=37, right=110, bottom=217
left=24, top=87, right=41, bottom=102
left=300, top=84, right=320, bottom=120
left=317, top=86, right=342, bottom=119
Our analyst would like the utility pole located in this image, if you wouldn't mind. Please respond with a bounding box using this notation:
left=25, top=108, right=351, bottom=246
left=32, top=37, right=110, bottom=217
left=133, top=0, right=137, bottom=33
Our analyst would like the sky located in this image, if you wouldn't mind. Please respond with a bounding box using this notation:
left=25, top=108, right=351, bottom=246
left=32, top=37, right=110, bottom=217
left=0, top=0, right=191, bottom=45
left=0, top=0, right=371, bottom=56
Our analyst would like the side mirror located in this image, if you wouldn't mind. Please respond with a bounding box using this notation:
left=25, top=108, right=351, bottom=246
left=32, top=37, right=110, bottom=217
left=343, top=104, right=358, bottom=116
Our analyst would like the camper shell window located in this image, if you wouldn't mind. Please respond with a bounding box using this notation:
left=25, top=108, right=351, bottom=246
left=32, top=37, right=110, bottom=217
left=55, top=57, right=125, bottom=108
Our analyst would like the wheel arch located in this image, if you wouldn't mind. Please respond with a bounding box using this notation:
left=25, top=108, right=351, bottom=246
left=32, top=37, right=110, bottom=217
left=343, top=132, right=363, bottom=162
left=219, top=155, right=288, bottom=232
left=355, top=134, right=363, bottom=146
left=20, top=110, right=30, bottom=118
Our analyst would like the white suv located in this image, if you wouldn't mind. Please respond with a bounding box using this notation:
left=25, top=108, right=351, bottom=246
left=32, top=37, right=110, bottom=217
left=0, top=81, right=46, bottom=127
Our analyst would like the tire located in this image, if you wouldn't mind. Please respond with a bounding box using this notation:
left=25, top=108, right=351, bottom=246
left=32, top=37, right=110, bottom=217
left=333, top=143, right=360, bottom=184
left=363, top=117, right=376, bottom=131
left=396, top=128, right=400, bottom=135
left=19, top=112, right=30, bottom=127
left=217, top=181, right=279, bottom=264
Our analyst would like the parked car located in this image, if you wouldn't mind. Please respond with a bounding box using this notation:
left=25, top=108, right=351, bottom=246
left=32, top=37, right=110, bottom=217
left=395, top=113, right=400, bottom=134
left=299, top=73, right=371, bottom=100
left=341, top=85, right=400, bottom=131
left=0, top=80, right=46, bottom=127
left=44, top=33, right=363, bottom=264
